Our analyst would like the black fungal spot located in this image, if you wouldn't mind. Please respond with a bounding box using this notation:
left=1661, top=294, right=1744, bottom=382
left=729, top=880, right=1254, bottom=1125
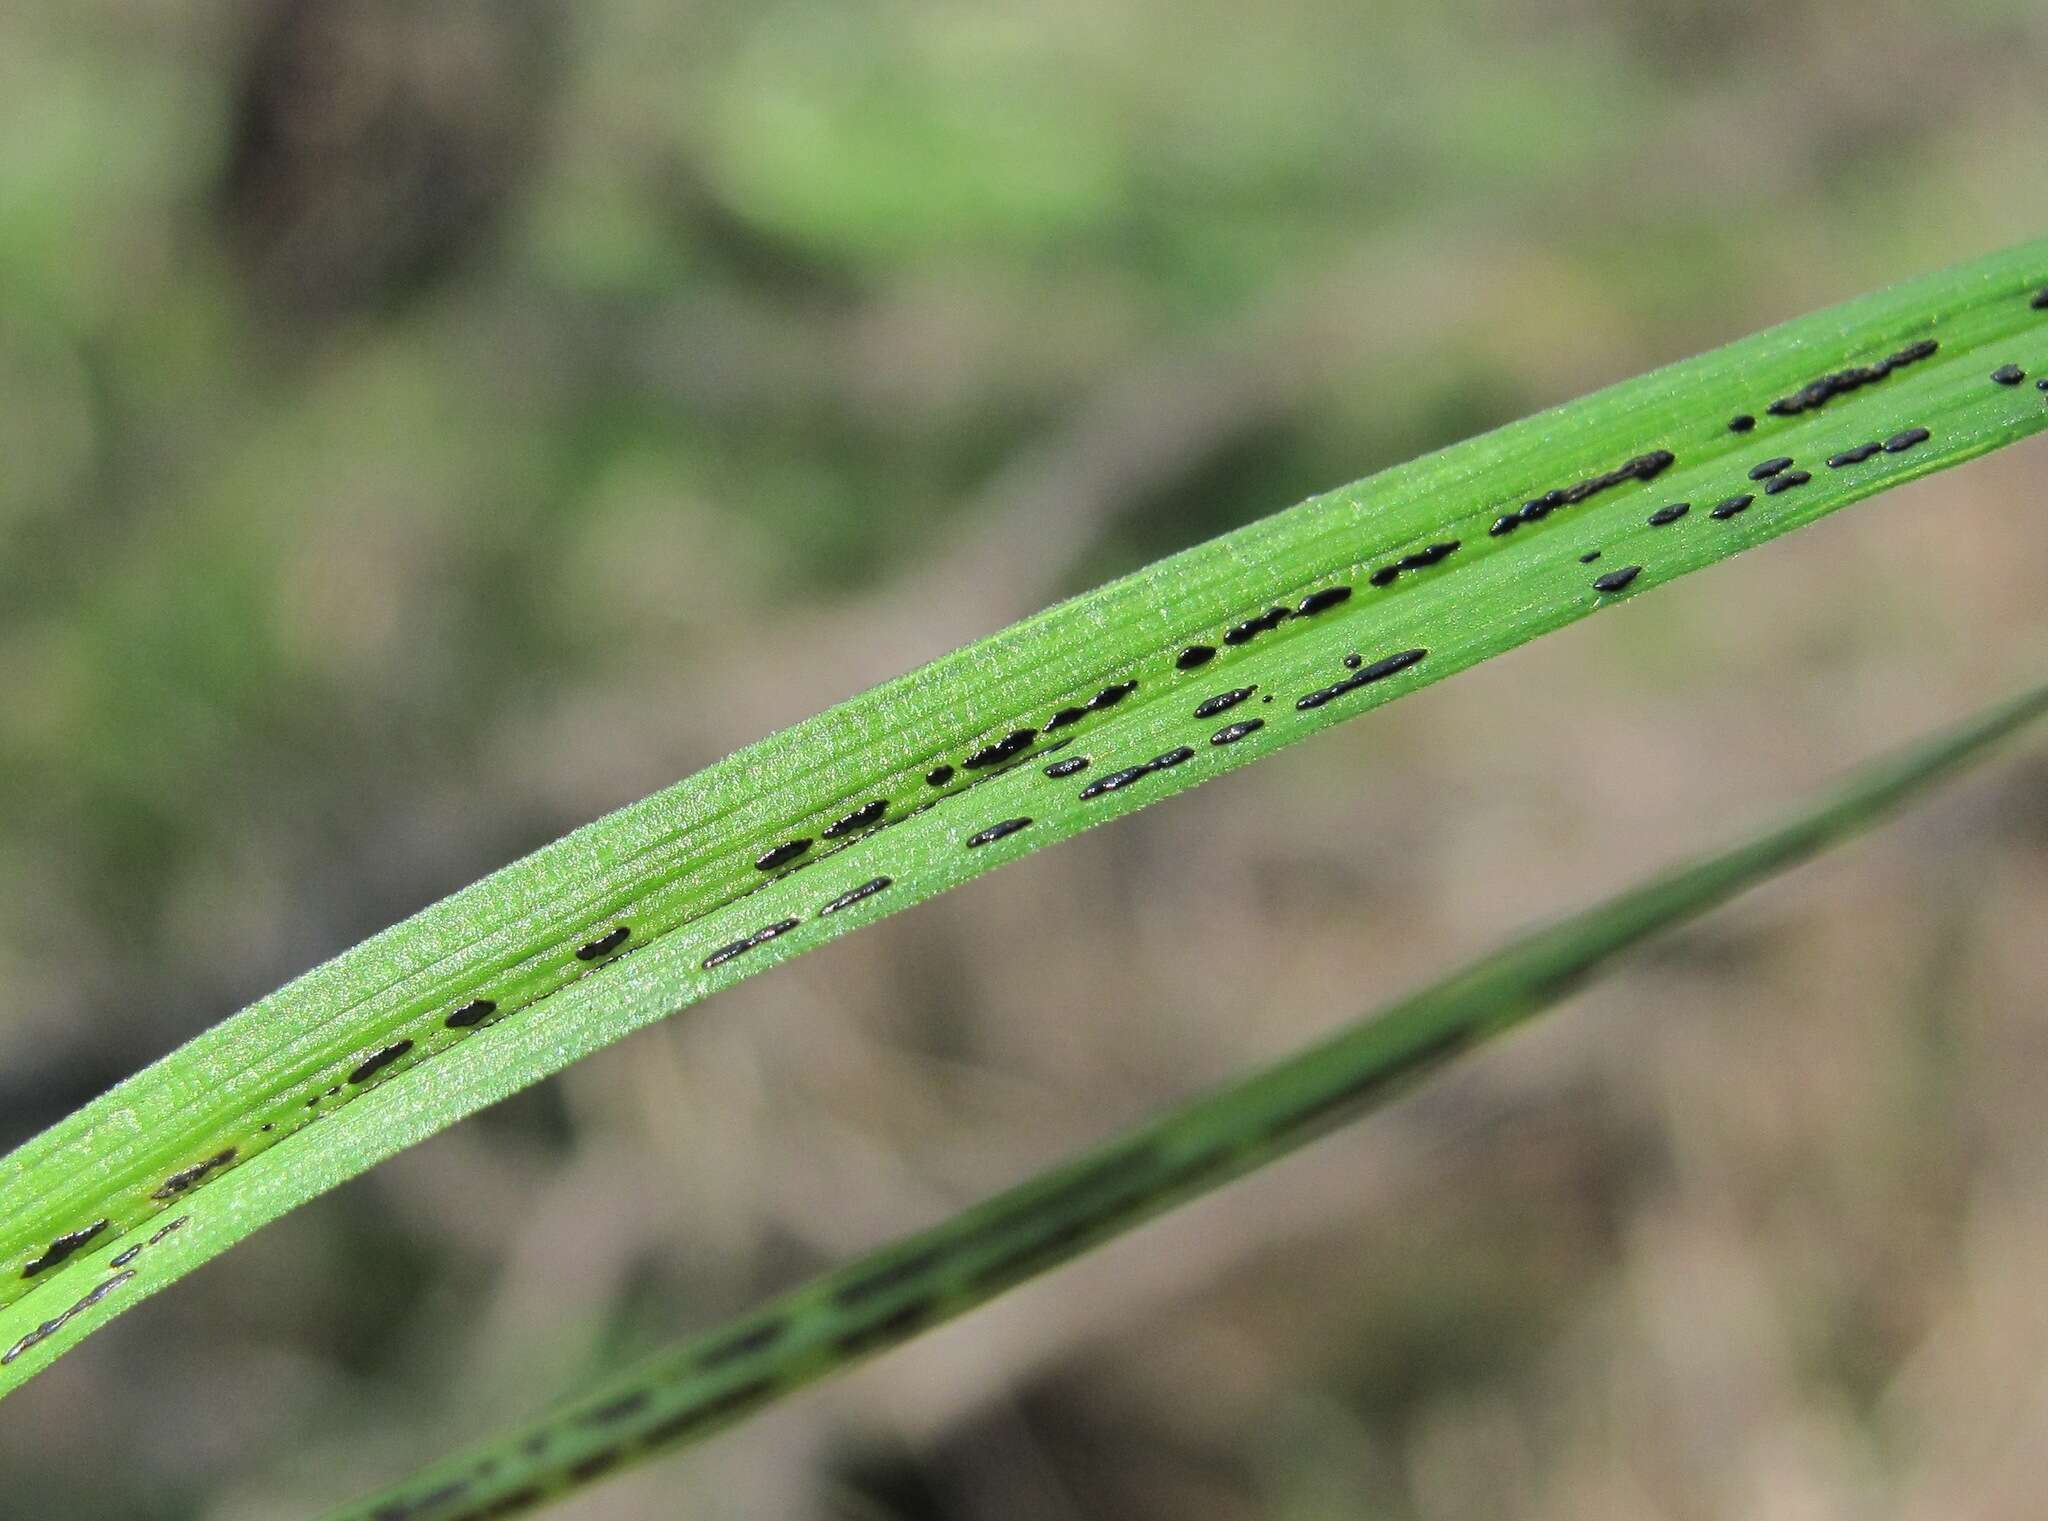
left=754, top=838, right=812, bottom=871
left=1211, top=719, right=1264, bottom=745
left=2038, top=379, right=2048, bottom=392
left=1591, top=565, right=1642, bottom=594
left=1042, top=705, right=1087, bottom=732
left=1710, top=494, right=1754, bottom=520
left=925, top=764, right=954, bottom=787
left=702, top=918, right=800, bottom=969
left=153, top=1149, right=236, bottom=1200
left=1579, top=550, right=1602, bottom=563
left=966, top=817, right=1032, bottom=848
left=1149, top=745, right=1196, bottom=770
left=1766, top=337, right=1938, bottom=417
left=1992, top=364, right=2027, bottom=386
left=147, top=1216, right=187, bottom=1246
left=1043, top=756, right=1090, bottom=778
left=1372, top=540, right=1462, bottom=586
left=1517, top=450, right=1676, bottom=528
left=696, top=1320, right=787, bottom=1370
left=110, top=1246, right=141, bottom=1269
left=822, top=799, right=888, bottom=839
left=3, top=1269, right=135, bottom=1365
left=1647, top=502, right=1689, bottom=527
left=1749, top=456, right=1794, bottom=480
left=1763, top=469, right=1811, bottom=495
left=1828, top=442, right=1882, bottom=467
left=23, top=1219, right=109, bottom=1278
left=1223, top=606, right=1291, bottom=644
left=348, top=1039, right=414, bottom=1085
left=1881, top=427, right=1929, bottom=453
left=1342, top=653, right=1364, bottom=669
left=1294, top=648, right=1428, bottom=711
left=575, top=925, right=632, bottom=961
left=1728, top=413, right=1756, bottom=432
left=445, top=998, right=496, bottom=1029
left=1086, top=681, right=1137, bottom=711
left=1077, top=764, right=1155, bottom=800
left=2033, top=288, right=2048, bottom=310
left=965, top=729, right=1037, bottom=769
left=583, top=1392, right=651, bottom=1426
left=1295, top=585, right=1353, bottom=617
left=819, top=877, right=892, bottom=917
left=1176, top=645, right=1216, bottom=670
left=1192, top=687, right=1256, bottom=719
left=1489, top=514, right=1520, bottom=537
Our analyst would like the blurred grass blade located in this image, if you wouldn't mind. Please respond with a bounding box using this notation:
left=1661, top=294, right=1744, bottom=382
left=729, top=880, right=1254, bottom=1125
left=324, top=677, right=2048, bottom=1521
left=4, top=240, right=2047, bottom=1392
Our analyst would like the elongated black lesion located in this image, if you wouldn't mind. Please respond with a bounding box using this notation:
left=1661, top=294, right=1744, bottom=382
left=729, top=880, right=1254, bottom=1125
left=1295, top=648, right=1427, bottom=711
left=1076, top=745, right=1195, bottom=801
left=153, top=1148, right=237, bottom=1200
left=965, top=817, right=1032, bottom=848
left=1224, top=606, right=1291, bottom=644
left=818, top=877, right=892, bottom=917
left=348, top=1039, right=414, bottom=1085
left=444, top=998, right=496, bottom=1029
left=964, top=729, right=1037, bottom=769
left=822, top=799, right=887, bottom=839
left=1294, top=585, right=1352, bottom=616
left=574, top=925, right=632, bottom=960
left=754, top=838, right=811, bottom=871
left=1489, top=449, right=1674, bottom=538
left=1766, top=337, right=1936, bottom=417
left=702, top=917, right=799, bottom=970
left=22, top=1219, right=109, bottom=1278
left=1368, top=539, right=1460, bottom=587
left=1192, top=687, right=1256, bottom=719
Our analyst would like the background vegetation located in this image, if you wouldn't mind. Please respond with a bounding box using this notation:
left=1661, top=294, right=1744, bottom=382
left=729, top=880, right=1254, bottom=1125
left=3, top=1, right=2047, bottom=1516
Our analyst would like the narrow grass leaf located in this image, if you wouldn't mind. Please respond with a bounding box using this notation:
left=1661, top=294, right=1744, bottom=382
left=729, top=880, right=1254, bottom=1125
left=4, top=240, right=2046, bottom=1392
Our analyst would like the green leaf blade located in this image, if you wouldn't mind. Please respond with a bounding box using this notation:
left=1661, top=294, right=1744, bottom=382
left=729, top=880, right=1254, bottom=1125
left=3, top=238, right=2045, bottom=1388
